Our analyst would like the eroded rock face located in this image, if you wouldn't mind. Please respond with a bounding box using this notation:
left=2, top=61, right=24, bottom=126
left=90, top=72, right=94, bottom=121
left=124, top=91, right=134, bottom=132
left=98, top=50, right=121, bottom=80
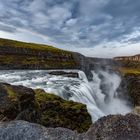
left=0, top=83, right=92, bottom=133
left=124, top=74, right=140, bottom=106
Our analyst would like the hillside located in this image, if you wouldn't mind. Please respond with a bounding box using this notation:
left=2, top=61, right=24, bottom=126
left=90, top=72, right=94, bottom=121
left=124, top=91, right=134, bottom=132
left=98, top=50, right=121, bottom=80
left=113, top=54, right=140, bottom=75
left=0, top=38, right=87, bottom=70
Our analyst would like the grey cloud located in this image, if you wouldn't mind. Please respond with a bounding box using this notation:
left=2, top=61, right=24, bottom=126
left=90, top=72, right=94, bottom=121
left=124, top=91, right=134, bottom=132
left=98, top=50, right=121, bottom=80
left=0, top=0, right=140, bottom=50
left=0, top=23, right=17, bottom=33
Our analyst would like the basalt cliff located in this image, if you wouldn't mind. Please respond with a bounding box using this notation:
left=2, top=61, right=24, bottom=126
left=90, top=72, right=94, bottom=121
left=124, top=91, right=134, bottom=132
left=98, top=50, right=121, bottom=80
left=0, top=38, right=93, bottom=74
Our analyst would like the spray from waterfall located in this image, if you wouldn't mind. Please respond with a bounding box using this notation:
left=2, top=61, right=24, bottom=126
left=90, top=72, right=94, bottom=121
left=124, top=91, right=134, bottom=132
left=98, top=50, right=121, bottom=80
left=0, top=70, right=132, bottom=122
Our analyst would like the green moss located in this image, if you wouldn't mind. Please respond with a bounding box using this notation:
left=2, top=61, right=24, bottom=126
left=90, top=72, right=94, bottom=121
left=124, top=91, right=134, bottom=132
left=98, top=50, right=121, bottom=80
left=118, top=60, right=140, bottom=69
left=0, top=84, right=92, bottom=133
left=119, top=68, right=140, bottom=75
left=34, top=89, right=61, bottom=102
left=34, top=89, right=92, bottom=133
left=4, top=85, right=17, bottom=102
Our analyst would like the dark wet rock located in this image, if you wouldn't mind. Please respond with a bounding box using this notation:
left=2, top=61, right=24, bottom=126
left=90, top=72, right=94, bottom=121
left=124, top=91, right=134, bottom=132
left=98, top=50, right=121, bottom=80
left=124, top=74, right=140, bottom=106
left=48, top=71, right=79, bottom=78
left=0, top=83, right=92, bottom=133
left=0, top=83, right=35, bottom=120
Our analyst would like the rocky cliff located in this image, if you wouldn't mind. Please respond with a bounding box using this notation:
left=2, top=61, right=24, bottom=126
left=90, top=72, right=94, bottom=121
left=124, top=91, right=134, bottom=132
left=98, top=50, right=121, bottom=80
left=114, top=55, right=140, bottom=111
left=114, top=54, right=140, bottom=61
left=0, top=38, right=90, bottom=73
left=114, top=54, right=140, bottom=70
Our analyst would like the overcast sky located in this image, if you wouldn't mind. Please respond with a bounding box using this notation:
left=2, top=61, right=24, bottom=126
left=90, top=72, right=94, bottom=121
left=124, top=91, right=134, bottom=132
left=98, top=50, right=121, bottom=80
left=0, top=0, right=140, bottom=58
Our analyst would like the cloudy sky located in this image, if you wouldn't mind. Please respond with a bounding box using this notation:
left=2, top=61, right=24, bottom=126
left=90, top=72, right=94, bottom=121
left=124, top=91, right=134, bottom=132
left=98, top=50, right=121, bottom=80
left=0, top=0, right=140, bottom=58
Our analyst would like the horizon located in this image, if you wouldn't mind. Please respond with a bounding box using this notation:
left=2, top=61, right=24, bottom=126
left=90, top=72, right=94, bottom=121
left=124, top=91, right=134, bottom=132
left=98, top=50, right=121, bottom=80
left=0, top=0, right=140, bottom=58
left=0, top=37, right=139, bottom=59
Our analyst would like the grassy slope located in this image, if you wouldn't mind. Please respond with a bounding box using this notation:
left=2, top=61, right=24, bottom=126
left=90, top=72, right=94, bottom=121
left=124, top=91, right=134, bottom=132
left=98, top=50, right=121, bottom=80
left=0, top=38, right=78, bottom=69
left=0, top=38, right=63, bottom=52
left=119, top=68, right=140, bottom=75
left=114, top=59, right=140, bottom=75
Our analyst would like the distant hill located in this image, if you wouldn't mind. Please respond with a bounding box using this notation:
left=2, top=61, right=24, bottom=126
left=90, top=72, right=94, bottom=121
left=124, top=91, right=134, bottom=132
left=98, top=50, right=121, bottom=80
left=113, top=54, right=140, bottom=75
left=0, top=38, right=85, bottom=70
left=114, top=54, right=140, bottom=61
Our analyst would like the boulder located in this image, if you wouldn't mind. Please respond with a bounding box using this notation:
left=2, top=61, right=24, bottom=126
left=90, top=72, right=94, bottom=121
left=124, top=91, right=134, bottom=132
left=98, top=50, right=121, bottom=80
left=0, top=83, right=92, bottom=133
left=1, top=114, right=140, bottom=140
left=86, top=114, right=140, bottom=140
left=0, top=120, right=82, bottom=140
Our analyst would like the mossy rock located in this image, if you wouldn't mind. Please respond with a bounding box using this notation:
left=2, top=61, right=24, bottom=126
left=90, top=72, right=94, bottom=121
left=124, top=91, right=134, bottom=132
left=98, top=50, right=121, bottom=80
left=0, top=83, right=92, bottom=133
left=34, top=89, right=92, bottom=133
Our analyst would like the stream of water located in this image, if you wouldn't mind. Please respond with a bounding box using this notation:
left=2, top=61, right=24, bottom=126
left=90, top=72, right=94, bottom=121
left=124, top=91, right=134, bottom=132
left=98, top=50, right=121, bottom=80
left=0, top=70, right=132, bottom=122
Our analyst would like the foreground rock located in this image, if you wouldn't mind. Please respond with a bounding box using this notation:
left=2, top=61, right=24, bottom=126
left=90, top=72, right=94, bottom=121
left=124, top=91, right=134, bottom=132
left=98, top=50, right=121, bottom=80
left=86, top=114, right=140, bottom=140
left=0, top=114, right=140, bottom=140
left=0, top=120, right=83, bottom=140
left=0, top=83, right=92, bottom=132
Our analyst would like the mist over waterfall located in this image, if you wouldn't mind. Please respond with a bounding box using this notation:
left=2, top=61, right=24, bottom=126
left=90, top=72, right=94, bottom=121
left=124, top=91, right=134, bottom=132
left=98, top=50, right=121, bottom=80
left=0, top=70, right=132, bottom=122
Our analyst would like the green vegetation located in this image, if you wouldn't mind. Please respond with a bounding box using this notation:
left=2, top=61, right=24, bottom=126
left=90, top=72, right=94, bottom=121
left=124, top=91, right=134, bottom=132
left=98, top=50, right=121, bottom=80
left=119, top=68, right=140, bottom=75
left=4, top=85, right=17, bottom=102
left=118, top=60, right=140, bottom=69
left=0, top=38, right=64, bottom=53
left=0, top=84, right=92, bottom=133
left=0, top=38, right=78, bottom=69
left=34, top=89, right=92, bottom=132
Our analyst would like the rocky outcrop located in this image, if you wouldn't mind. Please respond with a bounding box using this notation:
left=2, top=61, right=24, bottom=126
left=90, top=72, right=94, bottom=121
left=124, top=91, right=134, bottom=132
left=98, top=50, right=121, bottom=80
left=48, top=71, right=79, bottom=78
left=114, top=54, right=140, bottom=62
left=0, top=38, right=93, bottom=73
left=0, top=114, right=140, bottom=140
left=86, top=114, right=140, bottom=140
left=124, top=73, right=140, bottom=106
left=0, top=38, right=79, bottom=70
left=0, top=38, right=101, bottom=79
left=0, top=83, right=92, bottom=133
left=114, top=55, right=140, bottom=70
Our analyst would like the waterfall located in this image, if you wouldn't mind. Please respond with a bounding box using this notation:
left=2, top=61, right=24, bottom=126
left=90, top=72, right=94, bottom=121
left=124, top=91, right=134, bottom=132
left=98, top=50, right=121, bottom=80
left=0, top=70, right=132, bottom=122
left=46, top=70, right=132, bottom=122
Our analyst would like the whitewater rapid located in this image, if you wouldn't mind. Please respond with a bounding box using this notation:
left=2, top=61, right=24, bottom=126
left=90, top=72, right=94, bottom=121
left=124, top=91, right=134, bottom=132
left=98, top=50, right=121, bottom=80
left=0, top=70, right=132, bottom=122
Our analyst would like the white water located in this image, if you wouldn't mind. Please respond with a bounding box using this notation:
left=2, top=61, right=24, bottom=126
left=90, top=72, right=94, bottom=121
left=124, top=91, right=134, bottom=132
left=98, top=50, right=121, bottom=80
left=0, top=70, right=132, bottom=122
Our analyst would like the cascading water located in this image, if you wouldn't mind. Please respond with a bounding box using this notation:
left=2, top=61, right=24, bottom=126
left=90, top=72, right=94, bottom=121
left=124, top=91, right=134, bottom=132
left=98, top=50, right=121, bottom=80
left=0, top=70, right=132, bottom=122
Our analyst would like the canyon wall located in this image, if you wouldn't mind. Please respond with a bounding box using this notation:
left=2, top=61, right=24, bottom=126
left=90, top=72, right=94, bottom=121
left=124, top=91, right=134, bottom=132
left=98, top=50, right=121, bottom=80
left=114, top=54, right=140, bottom=61
left=0, top=38, right=91, bottom=73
